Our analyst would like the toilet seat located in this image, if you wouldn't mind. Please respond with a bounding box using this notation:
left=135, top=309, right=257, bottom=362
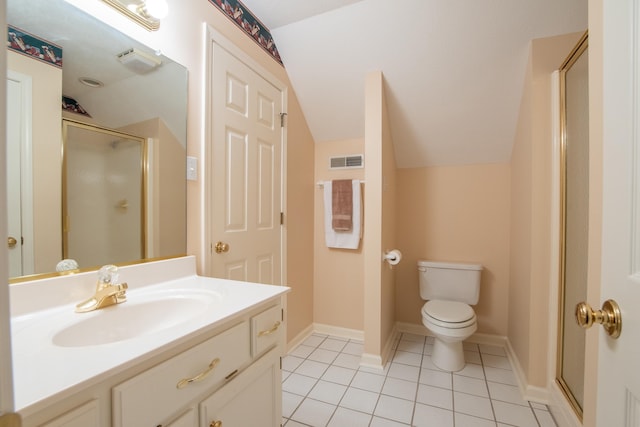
left=422, top=300, right=476, bottom=329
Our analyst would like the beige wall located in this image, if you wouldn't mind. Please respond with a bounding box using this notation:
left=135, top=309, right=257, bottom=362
left=509, top=32, right=584, bottom=388
left=395, top=164, right=511, bottom=336
left=8, top=51, right=62, bottom=274
left=284, top=90, right=316, bottom=342
left=120, top=118, right=186, bottom=259
left=314, top=139, right=365, bottom=331
left=71, top=0, right=316, bottom=343
left=363, top=71, right=397, bottom=363
left=379, top=75, right=397, bottom=356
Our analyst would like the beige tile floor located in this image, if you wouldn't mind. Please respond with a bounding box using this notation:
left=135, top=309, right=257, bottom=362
left=282, top=332, right=558, bottom=427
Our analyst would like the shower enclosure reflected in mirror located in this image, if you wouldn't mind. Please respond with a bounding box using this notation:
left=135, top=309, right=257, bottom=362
left=62, top=120, right=147, bottom=270
left=557, top=32, right=588, bottom=420
left=6, top=0, right=188, bottom=281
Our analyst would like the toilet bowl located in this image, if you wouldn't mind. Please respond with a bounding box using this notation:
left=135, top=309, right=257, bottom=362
left=417, top=260, right=482, bottom=372
left=421, top=299, right=477, bottom=371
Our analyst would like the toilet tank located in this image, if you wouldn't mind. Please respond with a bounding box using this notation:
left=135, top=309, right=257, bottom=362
left=417, top=260, right=482, bottom=304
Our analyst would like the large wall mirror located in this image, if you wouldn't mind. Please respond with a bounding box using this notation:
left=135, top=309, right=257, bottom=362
left=6, top=0, right=188, bottom=282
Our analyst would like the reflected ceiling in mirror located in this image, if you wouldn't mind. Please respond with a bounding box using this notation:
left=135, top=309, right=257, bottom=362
left=7, top=0, right=188, bottom=282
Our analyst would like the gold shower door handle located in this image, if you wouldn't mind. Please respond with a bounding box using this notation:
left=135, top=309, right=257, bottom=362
left=7, top=237, right=17, bottom=248
left=575, top=299, right=622, bottom=338
left=214, top=241, right=230, bottom=254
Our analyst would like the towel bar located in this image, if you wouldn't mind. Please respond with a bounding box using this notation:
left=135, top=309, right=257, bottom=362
left=316, top=180, right=365, bottom=187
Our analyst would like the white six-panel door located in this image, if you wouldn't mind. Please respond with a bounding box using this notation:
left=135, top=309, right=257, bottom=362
left=6, top=70, right=33, bottom=279
left=209, top=40, right=283, bottom=285
left=593, top=0, right=640, bottom=425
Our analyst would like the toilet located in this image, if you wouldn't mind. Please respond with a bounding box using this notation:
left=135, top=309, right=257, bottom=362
left=418, top=260, right=482, bottom=372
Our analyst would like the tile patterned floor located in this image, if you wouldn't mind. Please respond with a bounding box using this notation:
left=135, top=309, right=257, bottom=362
left=282, top=332, right=558, bottom=427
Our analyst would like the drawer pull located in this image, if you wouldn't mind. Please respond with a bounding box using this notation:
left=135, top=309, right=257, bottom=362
left=210, top=421, right=222, bottom=427
left=176, top=358, right=220, bottom=389
left=224, top=369, right=239, bottom=381
left=257, top=321, right=281, bottom=337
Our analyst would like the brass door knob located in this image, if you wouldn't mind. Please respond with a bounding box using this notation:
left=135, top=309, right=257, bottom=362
left=7, top=237, right=17, bottom=248
left=210, top=421, right=222, bottom=427
left=575, top=299, right=622, bottom=338
left=214, top=241, right=229, bottom=254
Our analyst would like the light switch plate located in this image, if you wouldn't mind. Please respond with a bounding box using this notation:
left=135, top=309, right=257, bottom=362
left=186, top=156, right=197, bottom=181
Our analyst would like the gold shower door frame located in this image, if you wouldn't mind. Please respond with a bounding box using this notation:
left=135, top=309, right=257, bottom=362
left=61, top=119, right=147, bottom=269
left=556, top=32, right=589, bottom=421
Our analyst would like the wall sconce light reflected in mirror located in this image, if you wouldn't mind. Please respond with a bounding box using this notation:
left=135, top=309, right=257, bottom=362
left=101, top=0, right=169, bottom=31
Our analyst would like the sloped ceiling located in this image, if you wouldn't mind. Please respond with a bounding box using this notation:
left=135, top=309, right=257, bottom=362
left=240, top=0, right=587, bottom=167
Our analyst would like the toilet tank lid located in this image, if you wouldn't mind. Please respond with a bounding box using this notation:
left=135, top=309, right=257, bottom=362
left=417, top=260, right=483, bottom=271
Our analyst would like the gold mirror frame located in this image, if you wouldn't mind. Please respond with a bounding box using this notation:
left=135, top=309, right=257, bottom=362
left=7, top=0, right=188, bottom=283
left=556, top=31, right=588, bottom=422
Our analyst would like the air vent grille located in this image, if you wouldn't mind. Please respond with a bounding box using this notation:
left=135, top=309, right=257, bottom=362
left=329, top=154, right=364, bottom=169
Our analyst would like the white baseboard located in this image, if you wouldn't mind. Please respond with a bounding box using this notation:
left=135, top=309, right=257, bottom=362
left=286, top=324, right=314, bottom=353
left=312, top=323, right=365, bottom=341
left=360, top=324, right=400, bottom=371
left=360, top=352, right=384, bottom=370
left=503, top=339, right=550, bottom=404
left=548, top=383, right=582, bottom=427
left=286, top=323, right=365, bottom=353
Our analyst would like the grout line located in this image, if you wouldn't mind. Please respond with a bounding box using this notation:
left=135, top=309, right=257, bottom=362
left=285, top=333, right=558, bottom=427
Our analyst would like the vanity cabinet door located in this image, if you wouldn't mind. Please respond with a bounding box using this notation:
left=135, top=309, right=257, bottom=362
left=251, top=304, right=282, bottom=357
left=112, top=321, right=250, bottom=427
left=199, top=348, right=281, bottom=427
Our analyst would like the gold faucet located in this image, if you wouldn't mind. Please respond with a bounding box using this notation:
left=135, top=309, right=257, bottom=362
left=75, top=265, right=128, bottom=313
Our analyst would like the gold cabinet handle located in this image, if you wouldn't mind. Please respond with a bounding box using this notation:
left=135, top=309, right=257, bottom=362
left=214, top=241, right=229, bottom=254
left=258, top=321, right=281, bottom=337
left=7, top=237, right=17, bottom=248
left=210, top=421, right=222, bottom=427
left=575, top=299, right=622, bottom=338
left=176, top=358, right=220, bottom=389
left=0, top=413, right=21, bottom=427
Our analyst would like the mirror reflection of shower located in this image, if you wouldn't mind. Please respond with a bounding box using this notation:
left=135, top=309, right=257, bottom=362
left=62, top=119, right=147, bottom=269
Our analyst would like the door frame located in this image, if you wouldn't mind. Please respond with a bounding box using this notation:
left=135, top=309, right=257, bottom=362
left=1, top=0, right=17, bottom=414
left=6, top=70, right=35, bottom=277
left=202, top=25, right=288, bottom=285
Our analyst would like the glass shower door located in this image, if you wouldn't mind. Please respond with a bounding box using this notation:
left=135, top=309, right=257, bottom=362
left=62, top=119, right=146, bottom=270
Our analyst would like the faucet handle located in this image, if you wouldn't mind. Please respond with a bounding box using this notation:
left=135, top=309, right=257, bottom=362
left=97, top=264, right=119, bottom=285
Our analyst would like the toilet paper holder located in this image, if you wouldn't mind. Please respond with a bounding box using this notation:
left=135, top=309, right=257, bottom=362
left=383, top=249, right=402, bottom=269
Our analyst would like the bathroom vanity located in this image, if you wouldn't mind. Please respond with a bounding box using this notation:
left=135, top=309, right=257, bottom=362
left=9, top=256, right=289, bottom=426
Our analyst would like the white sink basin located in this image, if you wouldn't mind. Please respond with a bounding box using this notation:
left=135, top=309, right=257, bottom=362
left=52, top=289, right=220, bottom=347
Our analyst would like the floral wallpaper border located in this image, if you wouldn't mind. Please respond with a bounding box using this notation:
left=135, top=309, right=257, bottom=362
left=7, top=25, right=63, bottom=68
left=62, top=96, right=92, bottom=118
left=208, top=0, right=282, bottom=65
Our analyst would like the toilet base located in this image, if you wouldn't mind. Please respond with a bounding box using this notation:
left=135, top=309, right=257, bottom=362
left=431, top=338, right=465, bottom=372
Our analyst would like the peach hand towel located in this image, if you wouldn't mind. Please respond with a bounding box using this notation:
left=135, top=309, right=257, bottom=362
left=332, top=179, right=353, bottom=231
left=323, top=180, right=362, bottom=249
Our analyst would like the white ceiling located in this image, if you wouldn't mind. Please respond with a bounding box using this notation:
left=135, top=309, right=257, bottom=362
left=239, top=0, right=587, bottom=167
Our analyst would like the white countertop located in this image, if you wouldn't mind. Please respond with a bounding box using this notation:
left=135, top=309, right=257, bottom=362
left=9, top=256, right=289, bottom=415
